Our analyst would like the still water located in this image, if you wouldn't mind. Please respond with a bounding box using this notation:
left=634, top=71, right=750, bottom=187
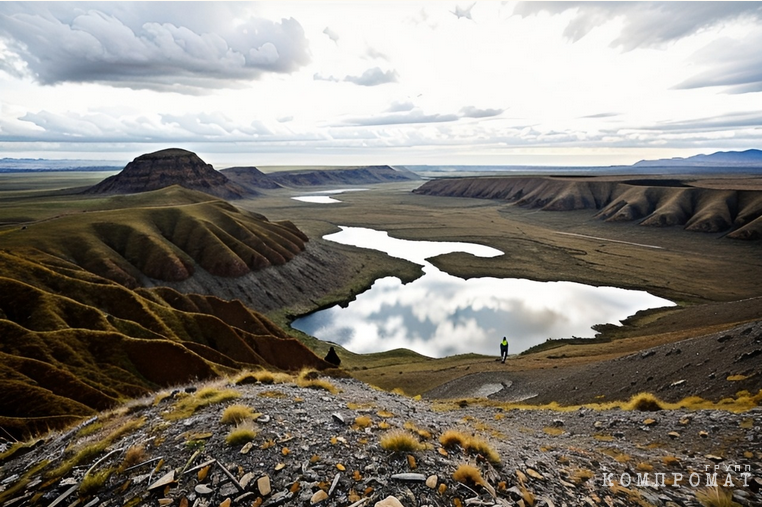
left=292, top=227, right=674, bottom=358
left=291, top=188, right=367, bottom=204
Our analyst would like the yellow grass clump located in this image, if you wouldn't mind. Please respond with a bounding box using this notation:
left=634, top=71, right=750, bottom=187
left=622, top=392, right=664, bottom=412
left=120, top=444, right=148, bottom=471
left=694, top=486, right=741, bottom=507
left=79, top=468, right=113, bottom=496
left=452, top=463, right=487, bottom=487
left=296, top=369, right=340, bottom=394
left=403, top=421, right=432, bottom=440
left=226, top=422, right=258, bottom=446
left=379, top=429, right=425, bottom=453
left=165, top=387, right=241, bottom=420
left=221, top=404, right=256, bottom=425
left=438, top=429, right=500, bottom=464
left=354, top=416, right=373, bottom=429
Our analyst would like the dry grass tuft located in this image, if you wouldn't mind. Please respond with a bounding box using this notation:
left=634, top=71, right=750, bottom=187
left=297, top=374, right=340, bottom=394
left=379, top=429, right=425, bottom=453
left=452, top=463, right=486, bottom=487
left=166, top=388, right=241, bottom=420
left=694, top=486, right=741, bottom=507
left=403, top=421, right=432, bottom=440
left=79, top=468, right=113, bottom=496
left=221, top=404, right=255, bottom=425
left=120, top=444, right=148, bottom=471
left=438, top=429, right=500, bottom=464
left=354, top=416, right=373, bottom=429
left=624, top=392, right=664, bottom=412
left=226, top=421, right=258, bottom=446
left=439, top=429, right=469, bottom=449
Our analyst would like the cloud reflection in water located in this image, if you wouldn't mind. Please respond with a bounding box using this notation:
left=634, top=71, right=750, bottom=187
left=292, top=227, right=674, bottom=358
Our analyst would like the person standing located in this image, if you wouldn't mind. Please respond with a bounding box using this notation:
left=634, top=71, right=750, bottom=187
left=500, top=337, right=509, bottom=363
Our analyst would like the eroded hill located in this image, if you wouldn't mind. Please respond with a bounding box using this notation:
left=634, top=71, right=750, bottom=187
left=413, top=176, right=762, bottom=239
left=0, top=248, right=336, bottom=438
left=3, top=186, right=307, bottom=288
left=86, top=148, right=250, bottom=199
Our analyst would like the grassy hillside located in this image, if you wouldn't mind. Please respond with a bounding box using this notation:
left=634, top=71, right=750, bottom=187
left=1, top=186, right=307, bottom=287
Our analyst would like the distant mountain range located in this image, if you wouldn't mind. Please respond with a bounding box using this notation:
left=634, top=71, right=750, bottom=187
left=633, top=149, right=762, bottom=168
left=0, top=157, right=122, bottom=172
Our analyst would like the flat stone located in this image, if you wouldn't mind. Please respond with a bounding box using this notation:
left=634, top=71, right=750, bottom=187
left=240, top=472, right=255, bottom=489
left=311, top=490, right=329, bottom=504
left=195, top=484, right=213, bottom=495
left=241, top=442, right=254, bottom=455
left=425, top=475, right=438, bottom=489
left=258, top=476, right=272, bottom=496
left=668, top=432, right=680, bottom=439
left=390, top=473, right=426, bottom=482
left=332, top=413, right=345, bottom=424
left=375, top=496, right=404, bottom=507
left=148, top=471, right=176, bottom=491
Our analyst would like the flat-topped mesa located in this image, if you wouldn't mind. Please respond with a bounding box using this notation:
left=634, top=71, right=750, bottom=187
left=86, top=148, right=252, bottom=199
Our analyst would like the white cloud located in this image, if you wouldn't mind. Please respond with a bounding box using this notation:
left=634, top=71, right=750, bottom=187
left=0, top=3, right=310, bottom=92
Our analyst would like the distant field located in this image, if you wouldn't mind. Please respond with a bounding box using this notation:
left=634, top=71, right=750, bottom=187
left=0, top=171, right=118, bottom=195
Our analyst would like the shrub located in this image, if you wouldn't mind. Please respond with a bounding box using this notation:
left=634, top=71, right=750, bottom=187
left=226, top=422, right=257, bottom=446
left=379, top=429, right=424, bottom=453
left=221, top=404, right=255, bottom=425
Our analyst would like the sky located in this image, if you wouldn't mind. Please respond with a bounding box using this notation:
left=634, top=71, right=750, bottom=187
left=1, top=1, right=762, bottom=167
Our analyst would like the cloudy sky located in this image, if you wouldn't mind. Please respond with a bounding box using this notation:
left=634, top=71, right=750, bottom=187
left=1, top=1, right=761, bottom=167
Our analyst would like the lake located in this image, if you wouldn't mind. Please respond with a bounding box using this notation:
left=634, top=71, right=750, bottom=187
left=291, top=227, right=675, bottom=358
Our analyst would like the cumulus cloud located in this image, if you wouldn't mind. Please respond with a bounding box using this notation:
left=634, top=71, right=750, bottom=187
left=0, top=3, right=310, bottom=92
left=323, top=26, right=340, bottom=43
left=387, top=101, right=415, bottom=113
left=513, top=2, right=762, bottom=50
left=345, top=67, right=399, bottom=86
left=460, top=106, right=504, bottom=118
left=314, top=67, right=399, bottom=86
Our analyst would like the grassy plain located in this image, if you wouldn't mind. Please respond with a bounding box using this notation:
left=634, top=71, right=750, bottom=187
left=235, top=179, right=762, bottom=394
left=1, top=172, right=760, bottom=400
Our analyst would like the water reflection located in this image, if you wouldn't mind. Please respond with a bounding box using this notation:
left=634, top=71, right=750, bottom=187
left=291, top=188, right=367, bottom=204
left=292, top=227, right=674, bottom=358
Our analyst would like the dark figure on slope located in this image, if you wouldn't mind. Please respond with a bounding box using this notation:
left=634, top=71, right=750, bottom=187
left=500, top=337, right=509, bottom=363
left=325, top=346, right=341, bottom=366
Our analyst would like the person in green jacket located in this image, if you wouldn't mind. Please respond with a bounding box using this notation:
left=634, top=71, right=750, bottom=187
left=500, top=337, right=509, bottom=363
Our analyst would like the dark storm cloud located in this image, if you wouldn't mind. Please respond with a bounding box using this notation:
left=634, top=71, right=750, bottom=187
left=0, top=2, right=310, bottom=92
left=513, top=2, right=762, bottom=50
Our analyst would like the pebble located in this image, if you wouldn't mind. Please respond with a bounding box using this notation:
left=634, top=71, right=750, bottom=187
left=195, top=485, right=213, bottom=495
left=310, top=490, right=328, bottom=504
left=258, top=475, right=272, bottom=496
left=425, top=475, right=438, bottom=489
left=375, top=496, right=404, bottom=507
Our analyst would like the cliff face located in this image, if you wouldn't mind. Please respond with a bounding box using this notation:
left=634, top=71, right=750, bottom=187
left=86, top=148, right=251, bottom=199
left=414, top=177, right=762, bottom=239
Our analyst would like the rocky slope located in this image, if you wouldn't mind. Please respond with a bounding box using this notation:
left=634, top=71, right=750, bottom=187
left=86, top=149, right=251, bottom=199
left=413, top=176, right=762, bottom=239
left=0, top=374, right=759, bottom=507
